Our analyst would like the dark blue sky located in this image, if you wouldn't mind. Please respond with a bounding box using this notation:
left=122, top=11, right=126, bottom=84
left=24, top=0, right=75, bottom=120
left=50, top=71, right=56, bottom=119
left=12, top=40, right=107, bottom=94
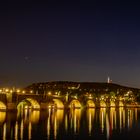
left=0, top=1, right=140, bottom=88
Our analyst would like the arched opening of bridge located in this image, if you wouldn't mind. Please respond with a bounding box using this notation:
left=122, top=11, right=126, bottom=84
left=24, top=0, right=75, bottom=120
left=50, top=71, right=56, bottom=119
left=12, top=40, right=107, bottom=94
left=100, top=100, right=106, bottom=108
left=110, top=101, right=116, bottom=107
left=53, top=99, right=64, bottom=109
left=119, top=101, right=124, bottom=107
left=86, top=100, right=95, bottom=108
left=17, top=98, right=40, bottom=110
left=69, top=100, right=81, bottom=109
left=0, top=101, right=6, bottom=110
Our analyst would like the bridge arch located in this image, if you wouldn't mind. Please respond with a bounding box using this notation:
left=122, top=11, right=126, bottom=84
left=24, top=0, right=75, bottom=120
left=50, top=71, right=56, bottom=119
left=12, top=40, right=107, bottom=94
left=119, top=101, right=124, bottom=107
left=69, top=99, right=81, bottom=109
left=0, top=101, right=6, bottom=110
left=53, top=99, right=64, bottom=109
left=86, top=100, right=95, bottom=108
left=110, top=101, right=116, bottom=107
left=17, top=98, right=40, bottom=110
left=100, top=100, right=106, bottom=107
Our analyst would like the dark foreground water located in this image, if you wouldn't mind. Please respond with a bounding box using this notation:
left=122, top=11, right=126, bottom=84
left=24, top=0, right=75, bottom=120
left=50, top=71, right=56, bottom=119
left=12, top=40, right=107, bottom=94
left=0, top=107, right=140, bottom=140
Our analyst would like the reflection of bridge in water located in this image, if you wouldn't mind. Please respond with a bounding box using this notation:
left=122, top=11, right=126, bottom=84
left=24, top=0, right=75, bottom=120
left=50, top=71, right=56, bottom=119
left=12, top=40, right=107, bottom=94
left=0, top=91, right=136, bottom=111
left=0, top=107, right=139, bottom=140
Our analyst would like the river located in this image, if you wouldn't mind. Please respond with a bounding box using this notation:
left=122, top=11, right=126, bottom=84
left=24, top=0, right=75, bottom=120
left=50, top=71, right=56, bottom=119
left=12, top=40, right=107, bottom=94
left=0, top=107, right=140, bottom=140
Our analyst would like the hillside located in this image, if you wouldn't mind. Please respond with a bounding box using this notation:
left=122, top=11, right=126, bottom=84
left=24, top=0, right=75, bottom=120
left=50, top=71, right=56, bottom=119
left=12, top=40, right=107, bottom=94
left=25, top=81, right=140, bottom=95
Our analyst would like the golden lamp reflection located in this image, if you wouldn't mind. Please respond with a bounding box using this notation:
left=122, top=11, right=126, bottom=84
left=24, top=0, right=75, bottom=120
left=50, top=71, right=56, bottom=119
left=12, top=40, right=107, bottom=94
left=69, top=109, right=81, bottom=134
left=54, top=110, right=64, bottom=139
left=0, top=107, right=139, bottom=140
left=47, top=109, right=64, bottom=140
left=110, top=107, right=117, bottom=130
left=28, top=121, right=32, bottom=140
left=47, top=109, right=51, bottom=139
left=65, top=113, right=68, bottom=132
left=15, top=121, right=18, bottom=140
left=127, top=108, right=135, bottom=129
left=106, top=113, right=110, bottom=140
left=106, top=108, right=117, bottom=140
left=20, top=120, right=24, bottom=140
left=86, top=108, right=95, bottom=136
left=119, top=107, right=125, bottom=131
left=99, top=108, right=106, bottom=133
left=30, top=110, right=40, bottom=124
left=3, top=123, right=6, bottom=140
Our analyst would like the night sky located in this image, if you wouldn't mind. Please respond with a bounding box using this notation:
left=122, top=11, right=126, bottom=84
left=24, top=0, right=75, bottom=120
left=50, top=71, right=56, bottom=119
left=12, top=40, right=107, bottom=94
left=0, top=1, right=140, bottom=88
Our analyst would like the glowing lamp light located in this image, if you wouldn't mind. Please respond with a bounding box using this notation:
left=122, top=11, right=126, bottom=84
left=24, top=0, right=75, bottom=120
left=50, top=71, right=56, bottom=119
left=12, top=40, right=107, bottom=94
left=10, top=90, right=13, bottom=93
left=5, top=89, right=9, bottom=92
left=48, top=105, right=51, bottom=109
left=48, top=92, right=52, bottom=95
left=74, top=95, right=77, bottom=99
left=17, top=89, right=20, bottom=93
left=30, top=90, right=33, bottom=94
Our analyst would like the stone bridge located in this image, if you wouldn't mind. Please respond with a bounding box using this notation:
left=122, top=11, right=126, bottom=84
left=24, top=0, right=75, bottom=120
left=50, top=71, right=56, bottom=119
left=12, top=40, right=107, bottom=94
left=0, top=92, right=129, bottom=111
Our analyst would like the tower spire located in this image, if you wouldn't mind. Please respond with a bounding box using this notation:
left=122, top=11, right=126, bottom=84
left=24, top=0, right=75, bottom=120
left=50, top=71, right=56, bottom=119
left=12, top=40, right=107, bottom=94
left=107, top=77, right=110, bottom=83
left=107, top=76, right=112, bottom=83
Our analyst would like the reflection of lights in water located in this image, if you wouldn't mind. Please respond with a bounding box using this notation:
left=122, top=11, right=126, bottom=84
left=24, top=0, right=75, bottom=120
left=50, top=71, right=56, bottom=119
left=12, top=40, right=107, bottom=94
left=3, top=123, right=6, bottom=140
left=70, top=110, right=73, bottom=129
left=53, top=109, right=64, bottom=139
left=110, top=108, right=116, bottom=130
left=88, top=111, right=91, bottom=135
left=24, top=109, right=28, bottom=122
left=56, top=110, right=64, bottom=122
left=1, top=107, right=139, bottom=139
left=28, top=122, right=32, bottom=140
left=70, top=109, right=81, bottom=134
left=65, top=113, right=68, bottom=132
left=87, top=108, right=95, bottom=136
left=20, top=120, right=24, bottom=140
left=135, top=108, right=137, bottom=123
left=30, top=111, right=40, bottom=124
left=74, top=110, right=76, bottom=133
left=47, top=109, right=51, bottom=140
left=131, top=110, right=134, bottom=128
left=106, top=113, right=110, bottom=140
left=54, top=114, right=57, bottom=140
left=15, top=121, right=18, bottom=140
left=114, top=110, right=117, bottom=130
left=127, top=109, right=131, bottom=129
left=119, top=107, right=124, bottom=131
left=127, top=109, right=133, bottom=129
left=0, top=111, right=6, bottom=124
left=123, top=109, right=125, bottom=128
left=100, top=108, right=106, bottom=133
left=74, top=109, right=81, bottom=134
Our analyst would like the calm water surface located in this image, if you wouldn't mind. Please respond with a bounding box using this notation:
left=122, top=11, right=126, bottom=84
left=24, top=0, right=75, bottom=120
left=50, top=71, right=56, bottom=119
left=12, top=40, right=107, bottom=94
left=0, top=108, right=140, bottom=140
